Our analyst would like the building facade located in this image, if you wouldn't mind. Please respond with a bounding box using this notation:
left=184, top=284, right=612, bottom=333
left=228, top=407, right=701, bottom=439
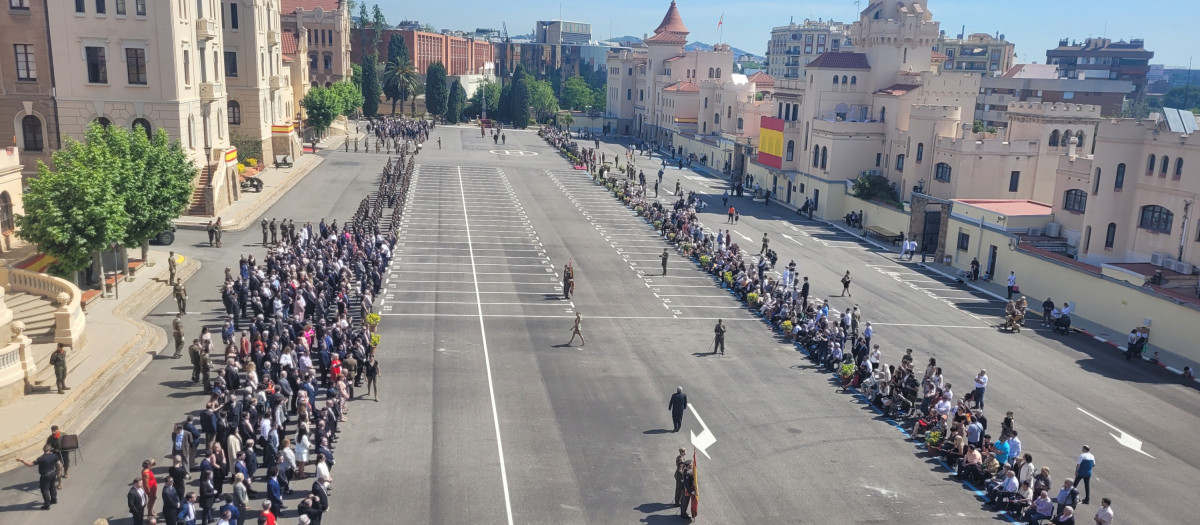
left=974, top=64, right=1133, bottom=127
left=351, top=28, right=493, bottom=76
left=0, top=0, right=57, bottom=178
left=764, top=20, right=851, bottom=80
left=49, top=0, right=240, bottom=216
left=280, top=0, right=350, bottom=87
left=535, top=20, right=591, bottom=45
left=1047, top=37, right=1154, bottom=102
left=223, top=0, right=298, bottom=167
left=934, top=32, right=1014, bottom=76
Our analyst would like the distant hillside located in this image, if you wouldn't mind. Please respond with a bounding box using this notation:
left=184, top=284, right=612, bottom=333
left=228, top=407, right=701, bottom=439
left=603, top=37, right=763, bottom=62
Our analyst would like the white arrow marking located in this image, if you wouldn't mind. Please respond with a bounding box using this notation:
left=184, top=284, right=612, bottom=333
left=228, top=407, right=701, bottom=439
left=1077, top=407, right=1155, bottom=458
left=689, top=405, right=716, bottom=459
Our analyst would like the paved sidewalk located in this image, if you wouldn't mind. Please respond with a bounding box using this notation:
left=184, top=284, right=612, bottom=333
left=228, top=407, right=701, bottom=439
left=0, top=250, right=201, bottom=473
left=174, top=131, right=359, bottom=232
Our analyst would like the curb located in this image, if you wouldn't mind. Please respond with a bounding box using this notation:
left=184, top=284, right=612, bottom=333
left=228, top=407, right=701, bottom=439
left=0, top=256, right=202, bottom=474
left=174, top=148, right=330, bottom=233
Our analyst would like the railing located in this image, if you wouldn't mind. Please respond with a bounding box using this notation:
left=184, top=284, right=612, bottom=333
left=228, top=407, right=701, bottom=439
left=0, top=265, right=86, bottom=350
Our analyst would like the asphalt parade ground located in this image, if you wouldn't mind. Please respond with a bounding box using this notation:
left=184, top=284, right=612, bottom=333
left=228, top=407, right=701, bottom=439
left=0, top=125, right=1195, bottom=524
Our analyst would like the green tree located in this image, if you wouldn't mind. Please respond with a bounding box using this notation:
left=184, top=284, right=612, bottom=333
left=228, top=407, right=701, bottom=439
left=467, top=80, right=501, bottom=119
left=445, top=80, right=466, bottom=124
left=356, top=2, right=370, bottom=51
left=370, top=4, right=387, bottom=48
left=425, top=62, right=449, bottom=118
left=16, top=123, right=131, bottom=276
left=560, top=75, right=594, bottom=111
left=497, top=81, right=512, bottom=122
left=382, top=55, right=418, bottom=116
left=591, top=85, right=607, bottom=114
left=360, top=55, right=381, bottom=117
left=1160, top=86, right=1200, bottom=112
left=509, top=65, right=531, bottom=128
left=332, top=80, right=365, bottom=117
left=387, top=34, right=409, bottom=64
left=527, top=78, right=559, bottom=123
left=301, top=86, right=341, bottom=138
left=350, top=63, right=362, bottom=90
left=121, top=126, right=196, bottom=261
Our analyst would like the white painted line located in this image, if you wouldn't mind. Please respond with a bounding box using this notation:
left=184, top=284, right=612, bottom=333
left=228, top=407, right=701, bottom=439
left=457, top=166, right=515, bottom=525
left=1076, top=407, right=1155, bottom=458
left=393, top=262, right=551, bottom=267
left=388, top=301, right=570, bottom=306
left=388, top=290, right=560, bottom=296
left=670, top=305, right=746, bottom=309
left=656, top=295, right=730, bottom=299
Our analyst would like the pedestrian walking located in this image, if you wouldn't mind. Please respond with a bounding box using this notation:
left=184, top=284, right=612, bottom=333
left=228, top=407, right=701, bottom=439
left=727, top=206, right=735, bottom=224
left=364, top=356, right=380, bottom=401
left=1007, top=271, right=1017, bottom=299
left=675, top=179, right=681, bottom=195
left=49, top=343, right=69, bottom=394
left=840, top=271, right=853, bottom=297
left=172, top=313, right=184, bottom=358
left=973, top=370, right=988, bottom=409
left=654, top=179, right=659, bottom=197
left=14, top=445, right=62, bottom=510
left=661, top=249, right=669, bottom=275
left=173, top=279, right=188, bottom=314
left=1073, top=445, right=1095, bottom=505
left=568, top=311, right=585, bottom=346
left=722, top=190, right=729, bottom=208
left=711, top=319, right=726, bottom=355
left=668, top=387, right=688, bottom=432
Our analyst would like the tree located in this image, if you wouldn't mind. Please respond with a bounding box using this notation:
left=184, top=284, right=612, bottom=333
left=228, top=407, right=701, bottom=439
left=560, top=75, right=594, bottom=111
left=120, top=126, right=196, bottom=261
left=350, top=63, right=362, bottom=90
left=591, top=85, right=607, bottom=114
left=370, top=4, right=387, bottom=48
left=301, top=86, right=341, bottom=137
left=382, top=55, right=418, bottom=116
left=425, top=62, right=449, bottom=118
left=444, top=80, right=466, bottom=124
left=360, top=55, right=381, bottom=117
left=497, top=81, right=512, bottom=122
left=387, top=34, right=409, bottom=64
left=527, top=78, right=559, bottom=123
left=16, top=123, right=131, bottom=276
left=467, top=80, right=501, bottom=120
left=331, top=80, right=364, bottom=117
left=1160, top=86, right=1200, bottom=112
left=509, top=65, right=531, bottom=128
left=356, top=2, right=370, bottom=51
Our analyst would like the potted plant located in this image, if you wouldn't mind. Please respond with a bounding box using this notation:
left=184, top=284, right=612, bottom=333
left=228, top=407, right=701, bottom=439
left=838, top=363, right=856, bottom=381
left=699, top=255, right=712, bottom=268
left=746, top=292, right=759, bottom=305
left=781, top=320, right=793, bottom=333
left=370, top=332, right=382, bottom=347
left=680, top=242, right=694, bottom=256
left=722, top=271, right=733, bottom=286
left=925, top=430, right=944, bottom=448
left=365, top=312, right=381, bottom=332
left=653, top=220, right=662, bottom=229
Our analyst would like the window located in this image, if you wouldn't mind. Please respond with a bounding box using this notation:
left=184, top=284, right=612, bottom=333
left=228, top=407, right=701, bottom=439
left=639, top=90, right=643, bottom=101
left=1063, top=189, right=1087, bottom=212
left=727, top=106, right=731, bottom=119
left=833, top=75, right=839, bottom=85
left=1048, top=130, right=1060, bottom=147
left=1092, top=168, right=1101, bottom=195
left=10, top=0, right=29, bottom=9
left=957, top=232, right=970, bottom=251
left=115, top=0, right=124, bottom=15
left=626, top=89, right=631, bottom=100
left=75, top=0, right=84, bottom=13
left=1160, top=156, right=1169, bottom=177
left=1146, top=154, right=1155, bottom=175
left=737, top=117, right=743, bottom=130
left=125, top=48, right=146, bottom=84
left=813, top=146, right=820, bottom=168
left=224, top=51, right=237, bottom=77
left=715, top=68, right=721, bottom=78
left=895, top=154, right=905, bottom=172
left=20, top=115, right=42, bottom=151
left=85, top=46, right=107, bottom=83
left=1008, top=171, right=1020, bottom=192
left=1076, top=131, right=1085, bottom=147
left=230, top=3, right=238, bottom=29
left=1114, top=163, right=1125, bottom=190
left=95, top=0, right=105, bottom=14
left=820, top=146, right=827, bottom=170
left=791, top=105, right=798, bottom=121
left=935, top=162, right=952, bottom=182
left=187, top=115, right=194, bottom=148
left=227, top=100, right=241, bottom=124
left=0, top=192, right=12, bottom=233
left=94, top=116, right=111, bottom=127
left=708, top=67, right=714, bottom=78
left=880, top=107, right=886, bottom=122
left=1138, top=205, right=1173, bottom=233
left=703, top=97, right=708, bottom=109
left=323, top=54, right=331, bottom=70
left=850, top=76, right=856, bottom=85
left=14, top=44, right=35, bottom=80
left=136, top=0, right=145, bottom=15
left=841, top=75, right=847, bottom=85
left=713, top=113, right=720, bottom=124
left=876, top=153, right=882, bottom=167
left=183, top=50, right=190, bottom=84
left=915, top=143, right=923, bottom=162
left=131, top=118, right=151, bottom=138
left=786, top=140, right=794, bottom=161
left=1105, top=223, right=1116, bottom=249
left=1175, top=158, right=1183, bottom=180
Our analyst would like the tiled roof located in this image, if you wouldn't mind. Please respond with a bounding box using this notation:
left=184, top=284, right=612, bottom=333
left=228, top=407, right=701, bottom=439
left=664, top=81, right=700, bottom=93
left=874, top=83, right=920, bottom=96
left=645, top=31, right=687, bottom=44
left=282, top=55, right=295, bottom=62
left=282, top=0, right=340, bottom=13
left=955, top=199, right=1054, bottom=217
left=931, top=51, right=948, bottom=60
left=806, top=52, right=870, bottom=70
left=747, top=71, right=775, bottom=86
left=654, top=1, right=689, bottom=35
left=281, top=30, right=300, bottom=55
left=664, top=56, right=685, bottom=62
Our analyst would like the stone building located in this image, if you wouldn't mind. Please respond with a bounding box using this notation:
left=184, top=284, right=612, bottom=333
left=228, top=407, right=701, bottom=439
left=280, top=0, right=351, bottom=87
left=0, top=0, right=57, bottom=178
left=223, top=0, right=299, bottom=166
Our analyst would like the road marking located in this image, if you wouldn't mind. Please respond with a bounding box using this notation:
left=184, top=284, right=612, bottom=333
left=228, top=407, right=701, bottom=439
left=1076, top=407, right=1155, bottom=459
left=457, top=166, right=516, bottom=524
left=780, top=233, right=804, bottom=246
left=689, top=405, right=717, bottom=459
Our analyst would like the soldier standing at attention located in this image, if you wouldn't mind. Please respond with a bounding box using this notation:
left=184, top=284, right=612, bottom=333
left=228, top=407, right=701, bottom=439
left=214, top=217, right=223, bottom=248
left=661, top=249, right=670, bottom=275
left=188, top=338, right=203, bottom=383
left=168, top=251, right=178, bottom=284
left=261, top=218, right=269, bottom=246
left=174, top=278, right=188, bottom=314
left=269, top=218, right=278, bottom=245
left=568, top=311, right=585, bottom=346
left=760, top=233, right=770, bottom=255
left=712, top=319, right=726, bottom=355
left=50, top=344, right=69, bottom=394
left=172, top=313, right=185, bottom=359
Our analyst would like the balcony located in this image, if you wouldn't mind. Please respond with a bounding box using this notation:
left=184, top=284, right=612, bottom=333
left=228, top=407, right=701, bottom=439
left=196, top=17, right=218, bottom=40
left=267, top=30, right=279, bottom=46
left=269, top=75, right=288, bottom=90
left=199, top=81, right=223, bottom=102
left=812, top=118, right=885, bottom=136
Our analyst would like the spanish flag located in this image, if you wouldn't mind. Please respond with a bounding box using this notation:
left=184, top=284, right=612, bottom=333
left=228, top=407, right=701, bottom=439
left=691, top=449, right=699, bottom=518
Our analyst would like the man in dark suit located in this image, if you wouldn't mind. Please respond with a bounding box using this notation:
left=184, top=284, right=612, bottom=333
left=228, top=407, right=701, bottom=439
left=266, top=466, right=284, bottom=516
left=310, top=476, right=330, bottom=525
left=668, top=387, right=688, bottom=433
left=128, top=478, right=148, bottom=525
left=800, top=276, right=811, bottom=310
left=161, top=482, right=182, bottom=525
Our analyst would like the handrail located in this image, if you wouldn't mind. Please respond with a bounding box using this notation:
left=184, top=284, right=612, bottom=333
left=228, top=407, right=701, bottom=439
left=0, top=264, right=86, bottom=349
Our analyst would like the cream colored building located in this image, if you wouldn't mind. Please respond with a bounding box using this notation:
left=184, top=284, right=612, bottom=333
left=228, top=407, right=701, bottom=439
left=0, top=0, right=57, bottom=178
left=222, top=0, right=300, bottom=164
left=48, top=0, right=239, bottom=216
left=280, top=0, right=351, bottom=88
left=765, top=20, right=852, bottom=80
left=934, top=32, right=1015, bottom=76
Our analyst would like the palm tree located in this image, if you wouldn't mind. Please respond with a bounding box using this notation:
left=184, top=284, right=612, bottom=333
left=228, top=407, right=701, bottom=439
left=381, top=56, right=419, bottom=116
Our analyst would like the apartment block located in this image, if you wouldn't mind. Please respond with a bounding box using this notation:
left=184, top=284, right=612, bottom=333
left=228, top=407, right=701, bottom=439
left=1047, top=37, right=1153, bottom=101
left=280, top=0, right=351, bottom=87
left=934, top=32, right=1014, bottom=76
left=764, top=20, right=851, bottom=80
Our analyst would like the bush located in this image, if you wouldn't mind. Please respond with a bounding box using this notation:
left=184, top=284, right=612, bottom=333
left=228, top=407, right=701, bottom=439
left=722, top=271, right=733, bottom=285
left=699, top=255, right=711, bottom=266
left=653, top=220, right=662, bottom=228
left=246, top=158, right=258, bottom=167
left=237, top=163, right=247, bottom=174
left=851, top=175, right=901, bottom=207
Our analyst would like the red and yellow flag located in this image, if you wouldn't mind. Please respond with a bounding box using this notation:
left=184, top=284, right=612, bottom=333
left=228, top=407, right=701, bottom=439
left=691, top=449, right=699, bottom=518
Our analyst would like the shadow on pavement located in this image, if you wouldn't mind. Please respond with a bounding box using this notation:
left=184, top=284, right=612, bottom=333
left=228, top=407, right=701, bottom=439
left=642, top=429, right=670, bottom=435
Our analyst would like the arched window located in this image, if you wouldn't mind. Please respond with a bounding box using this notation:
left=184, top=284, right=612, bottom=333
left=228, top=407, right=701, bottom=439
left=95, top=117, right=111, bottom=128
left=1114, top=163, right=1126, bottom=189
left=879, top=107, right=886, bottom=122
left=737, top=117, right=743, bottom=130
left=132, top=118, right=152, bottom=139
left=934, top=162, right=952, bottom=182
left=714, top=113, right=720, bottom=124
left=708, top=67, right=714, bottom=78
left=1104, top=223, right=1116, bottom=249
left=786, top=140, right=794, bottom=161
left=812, top=145, right=820, bottom=168
left=1161, top=156, right=1169, bottom=176
left=1048, top=130, right=1060, bottom=147
left=1174, top=158, right=1183, bottom=180
left=1064, top=189, right=1087, bottom=212
left=1076, top=130, right=1085, bottom=147
left=704, top=97, right=708, bottom=109
left=1138, top=205, right=1173, bottom=233
left=324, top=81, right=331, bottom=87
left=727, top=106, right=732, bottom=119
left=841, top=75, right=848, bottom=84
left=1063, top=129, right=1072, bottom=144
left=187, top=115, right=195, bottom=149
left=0, top=191, right=12, bottom=233
left=311, top=81, right=318, bottom=88
left=850, top=76, right=856, bottom=85
left=1147, top=154, right=1156, bottom=175
left=833, top=76, right=839, bottom=85
left=20, top=115, right=43, bottom=151
left=820, top=146, right=828, bottom=170
left=916, top=143, right=924, bottom=162
left=715, top=68, right=721, bottom=78
left=895, top=154, right=905, bottom=172
left=1092, top=167, right=1102, bottom=195
left=228, top=100, right=241, bottom=125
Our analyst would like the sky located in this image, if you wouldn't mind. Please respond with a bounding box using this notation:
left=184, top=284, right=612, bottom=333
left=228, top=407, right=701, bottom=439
left=379, top=0, right=1194, bottom=68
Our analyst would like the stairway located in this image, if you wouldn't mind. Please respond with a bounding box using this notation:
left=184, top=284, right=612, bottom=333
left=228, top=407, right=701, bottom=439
left=4, top=292, right=84, bottom=388
left=186, top=164, right=213, bottom=216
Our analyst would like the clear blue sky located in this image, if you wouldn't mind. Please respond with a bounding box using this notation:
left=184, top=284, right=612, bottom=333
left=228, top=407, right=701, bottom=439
left=380, top=0, right=1193, bottom=67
